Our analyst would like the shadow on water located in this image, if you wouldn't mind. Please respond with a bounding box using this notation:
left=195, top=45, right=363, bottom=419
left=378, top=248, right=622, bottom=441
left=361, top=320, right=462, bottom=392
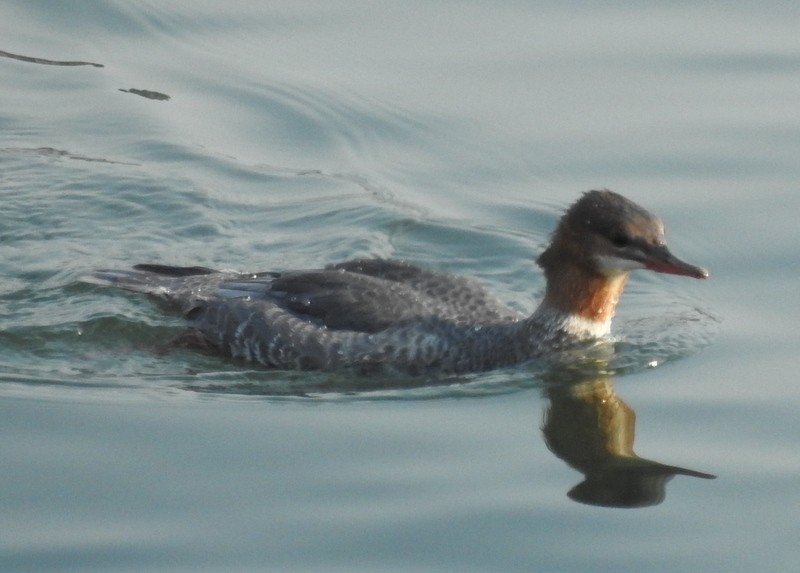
left=182, top=345, right=717, bottom=508
left=1, top=48, right=169, bottom=102
left=0, top=48, right=103, bottom=67
left=540, top=355, right=716, bottom=508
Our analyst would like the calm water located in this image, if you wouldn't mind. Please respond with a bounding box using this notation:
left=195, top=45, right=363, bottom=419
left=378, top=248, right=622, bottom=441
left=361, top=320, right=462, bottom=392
left=2, top=2, right=799, bottom=571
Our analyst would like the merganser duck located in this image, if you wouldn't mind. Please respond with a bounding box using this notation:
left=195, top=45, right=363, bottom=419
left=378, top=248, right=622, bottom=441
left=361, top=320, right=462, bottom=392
left=87, top=190, right=708, bottom=374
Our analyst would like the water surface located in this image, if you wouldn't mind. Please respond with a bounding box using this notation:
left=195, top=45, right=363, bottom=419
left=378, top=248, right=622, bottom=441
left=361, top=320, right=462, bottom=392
left=2, top=2, right=799, bottom=571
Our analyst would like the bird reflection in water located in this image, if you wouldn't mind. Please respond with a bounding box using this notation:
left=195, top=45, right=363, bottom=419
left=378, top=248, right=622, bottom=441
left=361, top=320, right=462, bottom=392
left=541, top=356, right=715, bottom=508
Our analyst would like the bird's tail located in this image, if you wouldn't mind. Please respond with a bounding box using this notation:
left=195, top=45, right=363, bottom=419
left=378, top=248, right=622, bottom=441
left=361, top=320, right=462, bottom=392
left=83, top=264, right=218, bottom=302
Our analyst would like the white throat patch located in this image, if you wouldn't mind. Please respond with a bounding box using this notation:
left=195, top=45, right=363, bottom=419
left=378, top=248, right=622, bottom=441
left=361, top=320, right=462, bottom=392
left=594, top=254, right=645, bottom=274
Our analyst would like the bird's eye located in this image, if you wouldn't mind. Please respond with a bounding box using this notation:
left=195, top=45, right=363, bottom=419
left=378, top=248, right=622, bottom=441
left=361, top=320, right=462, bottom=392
left=610, top=232, right=630, bottom=248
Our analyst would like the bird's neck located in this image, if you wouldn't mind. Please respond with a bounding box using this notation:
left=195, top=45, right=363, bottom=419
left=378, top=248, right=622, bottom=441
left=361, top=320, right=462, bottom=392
left=536, top=263, right=630, bottom=337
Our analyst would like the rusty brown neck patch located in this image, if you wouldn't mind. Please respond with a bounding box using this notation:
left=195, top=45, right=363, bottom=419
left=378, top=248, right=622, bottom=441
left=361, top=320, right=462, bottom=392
left=541, top=265, right=630, bottom=323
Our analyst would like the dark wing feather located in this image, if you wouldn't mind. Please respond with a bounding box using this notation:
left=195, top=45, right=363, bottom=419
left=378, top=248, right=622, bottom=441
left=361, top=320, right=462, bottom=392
left=266, top=270, right=434, bottom=333
left=222, top=259, right=523, bottom=333
left=328, top=259, right=522, bottom=323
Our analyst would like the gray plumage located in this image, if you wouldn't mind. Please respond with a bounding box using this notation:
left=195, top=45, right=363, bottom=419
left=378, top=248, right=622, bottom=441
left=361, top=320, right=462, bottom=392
left=88, top=259, right=568, bottom=375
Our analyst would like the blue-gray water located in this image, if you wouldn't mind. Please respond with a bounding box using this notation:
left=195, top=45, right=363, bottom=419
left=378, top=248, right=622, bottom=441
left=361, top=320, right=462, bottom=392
left=2, top=2, right=799, bottom=571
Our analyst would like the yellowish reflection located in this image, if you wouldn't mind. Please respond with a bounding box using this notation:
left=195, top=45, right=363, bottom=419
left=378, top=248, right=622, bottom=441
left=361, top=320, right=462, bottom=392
left=541, top=358, right=715, bottom=508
